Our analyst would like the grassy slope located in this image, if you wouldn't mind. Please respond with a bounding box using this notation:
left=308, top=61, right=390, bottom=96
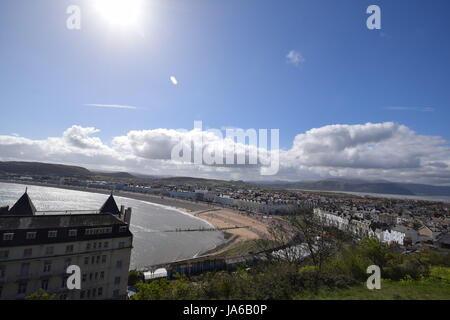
left=298, top=266, right=450, bottom=300
left=215, top=240, right=262, bottom=257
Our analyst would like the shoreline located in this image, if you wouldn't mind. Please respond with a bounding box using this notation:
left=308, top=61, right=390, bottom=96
left=0, top=180, right=272, bottom=259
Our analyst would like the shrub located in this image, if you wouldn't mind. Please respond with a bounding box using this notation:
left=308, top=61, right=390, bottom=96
left=26, top=289, right=57, bottom=300
left=384, top=257, right=429, bottom=281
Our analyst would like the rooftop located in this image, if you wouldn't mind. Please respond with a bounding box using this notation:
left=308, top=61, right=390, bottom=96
left=0, top=213, right=125, bottom=231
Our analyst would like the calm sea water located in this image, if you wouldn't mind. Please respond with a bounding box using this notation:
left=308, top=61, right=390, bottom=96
left=0, top=182, right=224, bottom=269
left=335, top=190, right=450, bottom=203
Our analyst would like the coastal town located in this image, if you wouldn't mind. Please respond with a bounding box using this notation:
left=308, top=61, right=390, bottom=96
left=3, top=172, right=449, bottom=255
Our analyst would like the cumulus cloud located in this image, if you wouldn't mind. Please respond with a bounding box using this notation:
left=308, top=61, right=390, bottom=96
left=279, top=122, right=450, bottom=184
left=63, top=126, right=104, bottom=149
left=286, top=122, right=425, bottom=169
left=0, top=122, right=449, bottom=185
left=112, top=126, right=271, bottom=168
left=286, top=50, right=305, bottom=67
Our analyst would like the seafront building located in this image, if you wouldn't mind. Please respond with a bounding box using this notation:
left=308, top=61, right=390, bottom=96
left=0, top=190, right=133, bottom=300
left=313, top=208, right=406, bottom=245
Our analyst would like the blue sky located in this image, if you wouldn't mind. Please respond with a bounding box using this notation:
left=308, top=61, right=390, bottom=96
left=0, top=0, right=450, bottom=183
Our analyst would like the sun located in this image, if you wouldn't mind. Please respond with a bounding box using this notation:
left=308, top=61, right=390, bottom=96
left=94, top=0, right=144, bottom=29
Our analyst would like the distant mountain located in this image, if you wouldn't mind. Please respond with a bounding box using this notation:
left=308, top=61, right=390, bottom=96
left=0, top=161, right=91, bottom=177
left=253, top=179, right=450, bottom=197
left=92, top=171, right=136, bottom=179
left=152, top=176, right=248, bottom=187
left=2, top=161, right=448, bottom=197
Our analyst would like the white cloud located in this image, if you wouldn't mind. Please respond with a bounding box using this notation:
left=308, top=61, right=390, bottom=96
left=280, top=122, right=450, bottom=184
left=286, top=50, right=305, bottom=67
left=385, top=106, right=435, bottom=112
left=0, top=122, right=449, bottom=185
left=85, top=104, right=139, bottom=110
left=63, top=126, right=103, bottom=149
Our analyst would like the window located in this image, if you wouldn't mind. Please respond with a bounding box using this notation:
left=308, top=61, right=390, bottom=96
left=95, top=272, right=98, bottom=280
left=116, top=260, right=122, bottom=269
left=43, top=261, right=52, bottom=273
left=64, top=258, right=72, bottom=269
left=103, top=242, right=109, bottom=248
left=82, top=273, right=87, bottom=282
left=68, top=229, right=77, bottom=237
left=92, top=288, right=97, bottom=297
left=87, top=289, right=91, bottom=298
left=96, top=256, right=100, bottom=264
left=45, top=246, right=54, bottom=255
left=89, top=273, right=93, bottom=281
left=100, top=271, right=104, bottom=280
left=0, top=266, right=5, bottom=278
left=61, top=276, right=68, bottom=288
left=113, top=289, right=119, bottom=297
left=20, top=263, right=30, bottom=277
left=98, top=287, right=103, bottom=296
left=26, top=232, right=37, bottom=240
left=93, top=242, right=97, bottom=249
left=80, top=290, right=85, bottom=299
left=118, top=242, right=125, bottom=249
left=98, top=242, right=102, bottom=249
left=41, top=279, right=49, bottom=291
left=48, top=231, right=57, bottom=238
left=101, top=255, right=106, bottom=264
left=114, top=276, right=121, bottom=285
left=86, top=243, right=91, bottom=250
left=65, top=245, right=74, bottom=253
left=3, top=233, right=14, bottom=241
left=91, top=256, right=95, bottom=264
left=84, top=257, right=89, bottom=265
left=84, top=227, right=112, bottom=235
left=18, top=282, right=27, bottom=295
left=0, top=250, right=8, bottom=259
left=23, top=248, right=32, bottom=258
left=119, top=226, right=128, bottom=233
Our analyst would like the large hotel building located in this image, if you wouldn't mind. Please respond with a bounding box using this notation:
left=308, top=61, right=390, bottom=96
left=0, top=190, right=133, bottom=300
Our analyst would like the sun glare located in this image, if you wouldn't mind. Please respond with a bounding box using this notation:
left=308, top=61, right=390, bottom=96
left=94, top=0, right=144, bottom=29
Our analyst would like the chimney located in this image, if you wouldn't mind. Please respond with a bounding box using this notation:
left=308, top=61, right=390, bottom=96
left=120, top=205, right=125, bottom=217
left=124, top=207, right=132, bottom=225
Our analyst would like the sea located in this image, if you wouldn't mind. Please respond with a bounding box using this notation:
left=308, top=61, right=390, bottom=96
left=0, top=182, right=225, bottom=269
left=331, top=190, right=450, bottom=203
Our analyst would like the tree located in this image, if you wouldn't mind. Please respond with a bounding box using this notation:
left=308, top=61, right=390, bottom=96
left=259, top=205, right=353, bottom=293
left=128, top=270, right=141, bottom=286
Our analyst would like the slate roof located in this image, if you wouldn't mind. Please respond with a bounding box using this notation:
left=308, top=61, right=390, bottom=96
left=8, top=190, right=36, bottom=216
left=0, top=214, right=124, bottom=230
left=0, top=206, right=9, bottom=215
left=99, top=193, right=121, bottom=215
